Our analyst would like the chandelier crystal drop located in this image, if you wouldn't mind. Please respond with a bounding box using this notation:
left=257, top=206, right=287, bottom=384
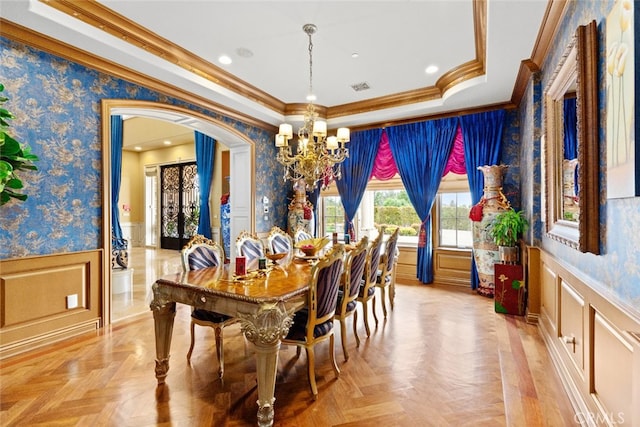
left=274, top=23, right=349, bottom=191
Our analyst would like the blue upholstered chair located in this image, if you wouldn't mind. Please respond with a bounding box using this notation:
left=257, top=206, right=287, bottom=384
left=294, top=226, right=313, bottom=243
left=355, top=230, right=384, bottom=338
left=181, top=235, right=238, bottom=378
left=334, top=235, right=368, bottom=361
left=375, top=227, right=400, bottom=318
left=235, top=230, right=265, bottom=270
left=266, top=226, right=293, bottom=264
left=281, top=244, right=344, bottom=399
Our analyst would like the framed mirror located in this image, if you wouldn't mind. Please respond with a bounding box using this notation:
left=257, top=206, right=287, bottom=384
left=544, top=20, right=600, bottom=254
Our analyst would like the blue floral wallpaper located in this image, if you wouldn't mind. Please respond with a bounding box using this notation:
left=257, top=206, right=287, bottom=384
left=500, top=109, right=522, bottom=212
left=0, top=36, right=286, bottom=259
left=520, top=0, right=640, bottom=315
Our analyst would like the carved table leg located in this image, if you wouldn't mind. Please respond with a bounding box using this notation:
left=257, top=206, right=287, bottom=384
left=239, top=302, right=294, bottom=427
left=150, top=294, right=176, bottom=385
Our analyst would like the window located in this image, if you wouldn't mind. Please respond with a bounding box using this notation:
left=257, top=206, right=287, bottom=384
left=319, top=173, right=471, bottom=249
left=438, top=192, right=472, bottom=249
left=322, top=196, right=345, bottom=234
left=372, top=189, right=420, bottom=243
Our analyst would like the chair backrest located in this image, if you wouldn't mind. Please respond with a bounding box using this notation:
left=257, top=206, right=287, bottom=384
left=181, top=234, right=225, bottom=271
left=343, top=236, right=369, bottom=301
left=383, top=227, right=400, bottom=273
left=306, top=244, right=345, bottom=339
left=365, top=231, right=384, bottom=286
left=235, top=230, right=265, bottom=262
left=294, top=226, right=313, bottom=243
left=267, top=226, right=293, bottom=255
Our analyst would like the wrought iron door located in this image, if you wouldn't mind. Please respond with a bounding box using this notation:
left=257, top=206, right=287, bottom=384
left=160, top=162, right=199, bottom=250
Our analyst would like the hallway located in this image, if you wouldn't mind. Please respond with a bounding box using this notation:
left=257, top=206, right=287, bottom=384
left=112, top=247, right=182, bottom=321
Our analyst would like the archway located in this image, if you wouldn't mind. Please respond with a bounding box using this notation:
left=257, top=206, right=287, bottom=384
left=101, top=99, right=255, bottom=325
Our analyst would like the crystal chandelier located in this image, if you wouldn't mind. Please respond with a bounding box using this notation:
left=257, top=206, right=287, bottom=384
left=274, top=23, right=350, bottom=191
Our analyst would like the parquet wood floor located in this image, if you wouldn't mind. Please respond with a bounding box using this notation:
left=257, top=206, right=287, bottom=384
left=1, top=274, right=575, bottom=426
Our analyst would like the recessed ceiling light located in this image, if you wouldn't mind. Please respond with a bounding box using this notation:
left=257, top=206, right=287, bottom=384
left=134, top=146, right=142, bottom=151
left=218, top=55, right=232, bottom=65
left=163, top=140, right=172, bottom=145
left=425, top=65, right=439, bottom=74
left=351, top=52, right=359, bottom=58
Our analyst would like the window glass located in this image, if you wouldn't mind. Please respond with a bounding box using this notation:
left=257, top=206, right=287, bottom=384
left=322, top=196, right=345, bottom=234
left=438, top=192, right=472, bottom=248
left=373, top=189, right=420, bottom=242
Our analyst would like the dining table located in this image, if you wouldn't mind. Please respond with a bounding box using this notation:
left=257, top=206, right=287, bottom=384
left=150, top=258, right=312, bottom=427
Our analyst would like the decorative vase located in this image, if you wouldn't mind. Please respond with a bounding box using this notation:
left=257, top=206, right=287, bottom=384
left=472, top=165, right=510, bottom=298
left=287, top=179, right=313, bottom=236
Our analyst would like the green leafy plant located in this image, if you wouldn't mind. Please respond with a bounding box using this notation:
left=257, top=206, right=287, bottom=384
left=489, top=208, right=529, bottom=247
left=0, top=83, right=39, bottom=205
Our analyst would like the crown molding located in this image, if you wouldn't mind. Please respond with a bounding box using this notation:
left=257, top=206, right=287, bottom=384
left=327, top=0, right=486, bottom=119
left=41, top=0, right=490, bottom=123
left=3, top=0, right=562, bottom=131
left=508, top=0, right=566, bottom=108
left=0, top=18, right=277, bottom=133
left=530, top=0, right=569, bottom=70
left=42, top=0, right=285, bottom=113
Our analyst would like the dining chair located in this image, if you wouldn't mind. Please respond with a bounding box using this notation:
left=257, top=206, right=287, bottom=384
left=266, top=226, right=293, bottom=264
left=334, top=235, right=368, bottom=361
left=376, top=227, right=400, bottom=318
left=235, top=230, right=265, bottom=268
left=281, top=243, right=345, bottom=399
left=294, top=226, right=313, bottom=243
left=355, top=230, right=384, bottom=338
left=181, top=234, right=239, bottom=378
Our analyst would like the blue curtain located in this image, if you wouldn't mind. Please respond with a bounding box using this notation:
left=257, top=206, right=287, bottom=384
left=195, top=131, right=216, bottom=238
left=459, top=110, right=505, bottom=289
left=336, top=128, right=382, bottom=237
left=387, top=118, right=458, bottom=283
left=563, top=97, right=577, bottom=159
left=111, top=115, right=124, bottom=243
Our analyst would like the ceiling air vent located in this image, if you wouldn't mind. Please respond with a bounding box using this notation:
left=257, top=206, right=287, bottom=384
left=350, top=81, right=370, bottom=92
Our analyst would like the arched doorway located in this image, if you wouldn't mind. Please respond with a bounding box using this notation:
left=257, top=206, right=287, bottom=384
left=101, top=99, right=255, bottom=325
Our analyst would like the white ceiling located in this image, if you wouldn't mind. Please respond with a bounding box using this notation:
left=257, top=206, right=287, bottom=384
left=1, top=0, right=549, bottom=143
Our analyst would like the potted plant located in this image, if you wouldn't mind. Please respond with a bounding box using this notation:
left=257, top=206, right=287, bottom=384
left=489, top=208, right=529, bottom=263
left=0, top=83, right=39, bottom=205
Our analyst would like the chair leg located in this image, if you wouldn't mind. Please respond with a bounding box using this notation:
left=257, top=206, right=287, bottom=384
left=339, top=318, right=349, bottom=361
left=214, top=326, right=224, bottom=378
left=372, top=296, right=379, bottom=326
left=353, top=309, right=360, bottom=347
left=362, top=300, right=371, bottom=337
left=305, top=347, right=318, bottom=400
left=390, top=269, right=397, bottom=310
left=329, top=333, right=340, bottom=378
left=187, top=321, right=196, bottom=362
left=380, top=286, right=388, bottom=318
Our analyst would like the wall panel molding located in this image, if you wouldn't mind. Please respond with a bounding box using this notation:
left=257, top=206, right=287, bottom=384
left=535, top=247, right=640, bottom=426
left=0, top=250, right=103, bottom=360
